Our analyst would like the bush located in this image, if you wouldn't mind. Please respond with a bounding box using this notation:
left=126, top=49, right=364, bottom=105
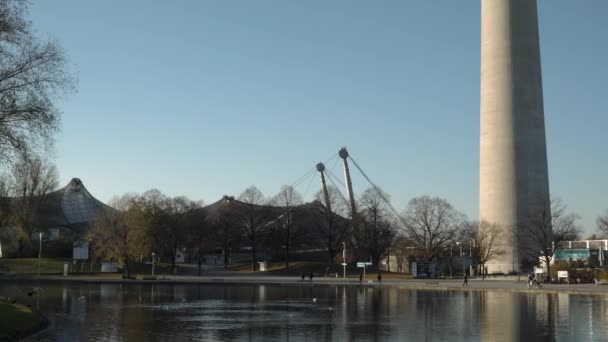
left=594, top=270, right=608, bottom=281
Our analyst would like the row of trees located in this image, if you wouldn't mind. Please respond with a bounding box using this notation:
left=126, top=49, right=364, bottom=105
left=86, top=190, right=202, bottom=277
left=85, top=184, right=398, bottom=276
left=86, top=177, right=608, bottom=278
left=1, top=150, right=604, bottom=279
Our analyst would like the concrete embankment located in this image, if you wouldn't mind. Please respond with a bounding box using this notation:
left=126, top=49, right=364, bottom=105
left=2, top=274, right=608, bottom=296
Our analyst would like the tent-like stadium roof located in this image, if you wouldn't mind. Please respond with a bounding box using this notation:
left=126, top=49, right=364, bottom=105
left=37, top=178, right=116, bottom=233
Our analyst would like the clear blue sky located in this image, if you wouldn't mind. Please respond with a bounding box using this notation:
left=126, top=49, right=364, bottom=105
left=30, top=1, right=607, bottom=235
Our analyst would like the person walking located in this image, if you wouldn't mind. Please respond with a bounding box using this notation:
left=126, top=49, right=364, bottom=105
left=377, top=273, right=382, bottom=284
left=359, top=272, right=363, bottom=284
left=463, top=274, right=468, bottom=287
left=300, top=272, right=305, bottom=283
left=309, top=272, right=313, bottom=283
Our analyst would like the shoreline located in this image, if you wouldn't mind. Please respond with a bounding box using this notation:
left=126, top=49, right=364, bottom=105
left=2, top=275, right=608, bottom=296
left=0, top=301, right=49, bottom=342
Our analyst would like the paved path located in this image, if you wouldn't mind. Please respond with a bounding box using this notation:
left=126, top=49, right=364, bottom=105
left=3, top=273, right=608, bottom=296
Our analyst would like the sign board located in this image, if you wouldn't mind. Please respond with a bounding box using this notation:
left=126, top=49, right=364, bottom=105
left=554, top=249, right=591, bottom=262
left=533, top=266, right=545, bottom=274
left=73, top=241, right=89, bottom=260
left=357, top=262, right=366, bottom=268
left=557, top=271, right=568, bottom=279
left=412, top=262, right=439, bottom=278
left=101, top=262, right=118, bottom=273
left=341, top=263, right=347, bottom=266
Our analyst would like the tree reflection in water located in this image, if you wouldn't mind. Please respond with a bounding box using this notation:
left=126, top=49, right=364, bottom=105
left=1, top=282, right=606, bottom=341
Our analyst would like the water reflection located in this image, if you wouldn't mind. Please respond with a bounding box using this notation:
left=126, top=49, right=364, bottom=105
left=0, top=282, right=605, bottom=341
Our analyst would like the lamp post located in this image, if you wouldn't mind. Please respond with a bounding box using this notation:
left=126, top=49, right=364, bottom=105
left=37, top=232, right=43, bottom=277
left=456, top=241, right=463, bottom=275
left=450, top=245, right=453, bottom=278
left=342, top=242, right=346, bottom=278
left=281, top=245, right=287, bottom=269
left=151, top=252, right=156, bottom=276
left=470, top=240, right=473, bottom=257
left=470, top=239, right=474, bottom=276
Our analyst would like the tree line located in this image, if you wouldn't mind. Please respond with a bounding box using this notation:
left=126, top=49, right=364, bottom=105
left=81, top=176, right=608, bottom=279
left=2, top=152, right=608, bottom=278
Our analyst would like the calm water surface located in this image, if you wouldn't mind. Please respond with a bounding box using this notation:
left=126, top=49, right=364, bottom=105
left=1, top=282, right=607, bottom=341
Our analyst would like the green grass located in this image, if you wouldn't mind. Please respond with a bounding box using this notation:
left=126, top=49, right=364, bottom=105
left=0, top=258, right=69, bottom=275
left=0, top=258, right=175, bottom=276
left=0, top=300, right=47, bottom=341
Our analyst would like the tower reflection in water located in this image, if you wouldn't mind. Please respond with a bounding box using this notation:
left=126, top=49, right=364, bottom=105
left=5, top=282, right=608, bottom=342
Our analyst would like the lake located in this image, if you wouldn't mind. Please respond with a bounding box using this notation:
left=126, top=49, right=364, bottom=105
left=1, top=282, right=607, bottom=341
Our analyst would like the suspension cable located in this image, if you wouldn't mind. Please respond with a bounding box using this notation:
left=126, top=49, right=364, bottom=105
left=348, top=155, right=408, bottom=229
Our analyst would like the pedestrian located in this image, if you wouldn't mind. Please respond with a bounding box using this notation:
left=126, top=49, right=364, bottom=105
left=463, top=274, right=468, bottom=287
left=325, top=266, right=330, bottom=277
left=377, top=273, right=382, bottom=284
left=300, top=272, right=305, bottom=283
left=359, top=272, right=363, bottom=284
left=309, top=272, right=313, bottom=283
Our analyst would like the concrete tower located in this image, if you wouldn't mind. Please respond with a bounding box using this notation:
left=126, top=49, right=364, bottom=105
left=480, top=0, right=550, bottom=273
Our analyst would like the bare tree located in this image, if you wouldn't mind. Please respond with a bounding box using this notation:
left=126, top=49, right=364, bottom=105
left=272, top=185, right=303, bottom=269
left=402, top=196, right=465, bottom=262
left=164, top=196, right=201, bottom=273
left=313, top=185, right=351, bottom=264
left=185, top=206, right=208, bottom=276
left=7, top=152, right=58, bottom=256
left=139, top=190, right=201, bottom=273
left=597, top=210, right=608, bottom=238
left=471, top=220, right=504, bottom=280
left=237, top=186, right=267, bottom=271
left=390, top=235, right=415, bottom=273
left=0, top=0, right=75, bottom=162
left=354, top=187, right=397, bottom=267
left=206, top=197, right=240, bottom=269
left=0, top=172, right=8, bottom=257
left=87, top=194, right=149, bottom=278
left=139, top=188, right=168, bottom=260
left=519, top=197, right=580, bottom=282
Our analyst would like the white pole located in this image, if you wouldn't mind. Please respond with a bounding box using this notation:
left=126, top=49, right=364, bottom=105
left=459, top=242, right=463, bottom=275
left=450, top=245, right=453, bottom=278
left=470, top=240, right=472, bottom=257
left=38, top=232, right=42, bottom=276
left=342, top=242, right=346, bottom=278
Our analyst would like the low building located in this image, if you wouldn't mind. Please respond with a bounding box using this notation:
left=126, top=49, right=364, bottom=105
left=554, top=240, right=608, bottom=267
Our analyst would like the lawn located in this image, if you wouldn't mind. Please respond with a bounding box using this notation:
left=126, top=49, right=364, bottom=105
left=0, top=258, right=175, bottom=276
left=0, top=258, right=69, bottom=275
left=0, top=300, right=48, bottom=341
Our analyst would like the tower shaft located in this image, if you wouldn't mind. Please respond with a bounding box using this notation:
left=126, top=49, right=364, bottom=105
left=480, top=0, right=550, bottom=273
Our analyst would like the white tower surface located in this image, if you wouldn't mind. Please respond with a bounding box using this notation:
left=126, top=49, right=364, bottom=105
left=480, top=0, right=550, bottom=273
